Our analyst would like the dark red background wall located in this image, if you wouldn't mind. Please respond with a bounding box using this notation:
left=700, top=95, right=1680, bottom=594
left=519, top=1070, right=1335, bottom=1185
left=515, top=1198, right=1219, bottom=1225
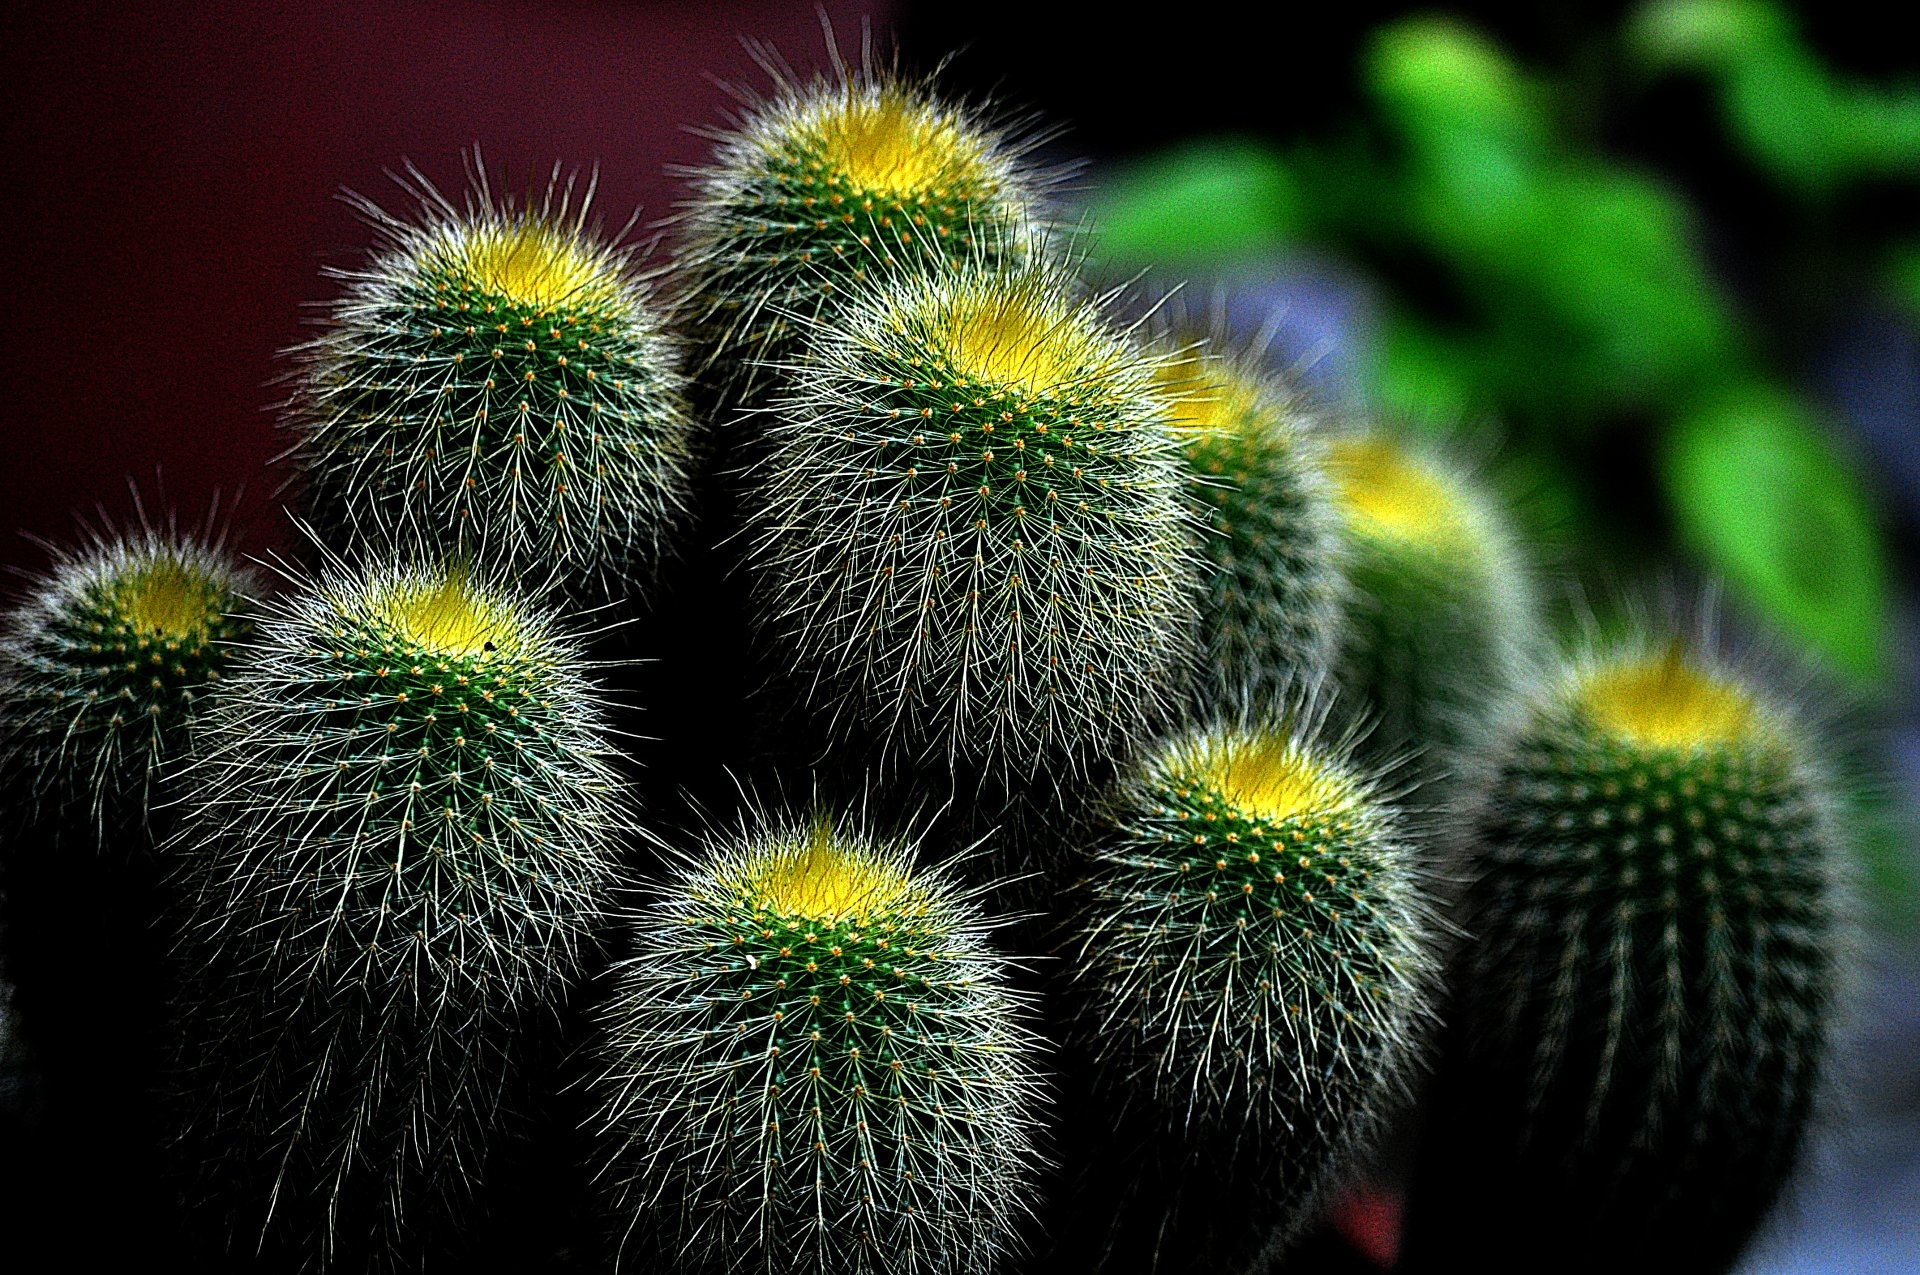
left=0, top=0, right=888, bottom=576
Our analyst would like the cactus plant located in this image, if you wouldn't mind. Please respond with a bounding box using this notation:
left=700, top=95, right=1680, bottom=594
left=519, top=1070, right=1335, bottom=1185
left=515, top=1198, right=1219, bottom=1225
left=743, top=256, right=1201, bottom=788
left=0, top=525, right=255, bottom=840
left=289, top=170, right=697, bottom=601
left=677, top=64, right=1046, bottom=408
left=170, top=558, right=632, bottom=1269
left=1323, top=428, right=1537, bottom=770
left=0, top=523, right=256, bottom=1253
left=1052, top=713, right=1436, bottom=1274
left=590, top=810, right=1045, bottom=1275
left=1152, top=336, right=1346, bottom=712
left=1405, top=631, right=1844, bottom=1273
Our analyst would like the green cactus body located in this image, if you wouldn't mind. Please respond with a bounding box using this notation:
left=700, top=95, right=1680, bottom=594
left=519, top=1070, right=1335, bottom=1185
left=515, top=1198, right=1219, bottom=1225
left=1324, top=431, right=1536, bottom=769
left=0, top=530, right=254, bottom=838
left=1408, top=641, right=1842, bottom=1272
left=592, top=814, right=1043, bottom=1275
left=746, top=260, right=1200, bottom=784
left=173, top=561, right=630, bottom=1268
left=678, top=71, right=1043, bottom=407
left=0, top=529, right=255, bottom=1245
left=1056, top=720, right=1434, bottom=1273
left=1155, top=346, right=1346, bottom=713
left=291, top=185, right=696, bottom=599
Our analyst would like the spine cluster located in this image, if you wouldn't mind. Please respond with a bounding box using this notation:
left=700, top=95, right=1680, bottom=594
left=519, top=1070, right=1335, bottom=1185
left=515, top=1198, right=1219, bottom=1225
left=1323, top=429, right=1539, bottom=769
left=590, top=814, right=1044, bottom=1275
left=0, top=529, right=255, bottom=840
left=1154, top=339, right=1347, bottom=712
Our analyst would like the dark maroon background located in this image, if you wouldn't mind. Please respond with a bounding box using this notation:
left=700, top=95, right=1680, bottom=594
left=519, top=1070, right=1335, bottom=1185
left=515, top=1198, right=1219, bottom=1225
left=0, top=0, right=889, bottom=576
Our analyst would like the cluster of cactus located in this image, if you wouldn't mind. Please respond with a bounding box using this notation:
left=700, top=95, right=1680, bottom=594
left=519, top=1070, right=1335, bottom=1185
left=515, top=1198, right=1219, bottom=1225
left=0, top=38, right=1857, bottom=1275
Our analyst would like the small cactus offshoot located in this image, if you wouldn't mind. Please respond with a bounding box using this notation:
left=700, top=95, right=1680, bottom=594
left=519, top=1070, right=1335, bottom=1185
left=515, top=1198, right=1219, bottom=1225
left=1153, top=340, right=1346, bottom=712
left=290, top=170, right=697, bottom=600
left=0, top=527, right=254, bottom=840
left=590, top=811, right=1045, bottom=1275
left=1057, top=715, right=1435, bottom=1274
left=1324, top=430, right=1537, bottom=769
left=172, top=558, right=631, bottom=1268
left=678, top=65, right=1045, bottom=406
left=745, top=258, right=1200, bottom=782
left=1408, top=633, right=1844, bottom=1273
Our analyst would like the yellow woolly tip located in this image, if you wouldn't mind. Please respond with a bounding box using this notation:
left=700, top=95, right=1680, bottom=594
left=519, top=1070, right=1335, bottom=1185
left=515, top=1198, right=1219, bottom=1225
left=1325, top=436, right=1465, bottom=548
left=112, top=557, right=222, bottom=638
left=934, top=289, right=1086, bottom=396
left=1576, top=647, right=1763, bottom=750
left=739, top=822, right=919, bottom=922
left=1205, top=733, right=1352, bottom=825
left=1152, top=354, right=1267, bottom=439
left=373, top=571, right=512, bottom=658
left=433, top=219, right=606, bottom=310
left=809, top=90, right=993, bottom=199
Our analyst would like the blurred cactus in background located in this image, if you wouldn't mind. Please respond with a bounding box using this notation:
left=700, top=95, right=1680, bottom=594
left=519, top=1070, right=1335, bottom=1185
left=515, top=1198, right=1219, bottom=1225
left=1405, top=623, right=1846, bottom=1273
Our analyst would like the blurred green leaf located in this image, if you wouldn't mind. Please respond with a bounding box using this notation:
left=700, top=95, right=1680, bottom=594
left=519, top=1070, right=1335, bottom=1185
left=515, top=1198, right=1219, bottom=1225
left=1661, top=386, right=1891, bottom=685
left=1086, top=139, right=1300, bottom=267
left=1368, top=17, right=1544, bottom=148
left=1632, top=0, right=1920, bottom=195
left=1631, top=0, right=1790, bottom=71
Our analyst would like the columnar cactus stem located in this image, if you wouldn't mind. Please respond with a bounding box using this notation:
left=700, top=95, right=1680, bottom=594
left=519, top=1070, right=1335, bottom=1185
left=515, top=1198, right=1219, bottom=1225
left=1052, top=713, right=1436, bottom=1274
left=744, top=257, right=1201, bottom=792
left=171, top=558, right=632, bottom=1269
left=677, top=65, right=1047, bottom=409
left=1324, top=429, right=1538, bottom=770
left=1153, top=338, right=1346, bottom=712
left=1404, top=631, right=1845, bottom=1273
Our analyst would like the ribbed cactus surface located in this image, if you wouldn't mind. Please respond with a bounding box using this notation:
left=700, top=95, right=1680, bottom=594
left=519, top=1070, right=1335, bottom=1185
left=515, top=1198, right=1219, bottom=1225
left=591, top=813, right=1044, bottom=1275
left=1325, top=430, right=1536, bottom=769
left=1155, top=342, right=1345, bottom=712
left=0, top=529, right=254, bottom=837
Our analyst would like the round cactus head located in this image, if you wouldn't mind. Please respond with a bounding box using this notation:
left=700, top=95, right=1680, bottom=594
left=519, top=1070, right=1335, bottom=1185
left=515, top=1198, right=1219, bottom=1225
left=1060, top=712, right=1436, bottom=1270
left=678, top=66, right=1046, bottom=402
left=0, top=528, right=254, bottom=838
left=180, top=556, right=628, bottom=1003
left=592, top=810, right=1044, bottom=1275
left=1322, top=428, right=1537, bottom=767
left=1151, top=337, right=1345, bottom=712
left=746, top=257, right=1200, bottom=784
left=291, top=170, right=696, bottom=600
left=1417, top=626, right=1845, bottom=1271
